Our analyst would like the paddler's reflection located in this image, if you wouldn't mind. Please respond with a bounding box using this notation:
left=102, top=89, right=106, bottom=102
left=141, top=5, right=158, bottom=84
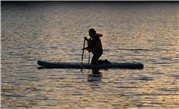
left=87, top=69, right=102, bottom=82
left=92, top=69, right=102, bottom=74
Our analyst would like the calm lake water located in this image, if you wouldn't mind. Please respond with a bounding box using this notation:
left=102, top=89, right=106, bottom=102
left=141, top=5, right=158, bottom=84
left=1, top=2, right=179, bottom=109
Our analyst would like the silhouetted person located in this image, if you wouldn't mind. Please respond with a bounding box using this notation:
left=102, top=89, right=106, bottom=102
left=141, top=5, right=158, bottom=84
left=83, top=28, right=111, bottom=65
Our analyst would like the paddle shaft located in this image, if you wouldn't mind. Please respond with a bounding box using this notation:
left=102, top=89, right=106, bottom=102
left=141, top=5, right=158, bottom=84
left=81, top=37, right=86, bottom=64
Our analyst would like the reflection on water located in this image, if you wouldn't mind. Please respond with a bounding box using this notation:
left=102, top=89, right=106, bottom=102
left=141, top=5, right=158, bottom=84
left=87, top=69, right=103, bottom=82
left=1, top=2, right=179, bottom=109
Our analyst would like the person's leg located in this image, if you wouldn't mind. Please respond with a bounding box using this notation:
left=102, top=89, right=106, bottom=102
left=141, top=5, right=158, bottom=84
left=91, top=53, right=101, bottom=64
left=91, top=49, right=102, bottom=65
left=97, top=59, right=111, bottom=64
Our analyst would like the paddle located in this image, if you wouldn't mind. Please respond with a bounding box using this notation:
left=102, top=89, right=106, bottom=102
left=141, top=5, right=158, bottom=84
left=81, top=37, right=86, bottom=70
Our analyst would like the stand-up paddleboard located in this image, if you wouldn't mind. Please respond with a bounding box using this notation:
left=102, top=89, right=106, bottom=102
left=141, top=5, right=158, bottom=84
left=37, top=60, right=144, bottom=69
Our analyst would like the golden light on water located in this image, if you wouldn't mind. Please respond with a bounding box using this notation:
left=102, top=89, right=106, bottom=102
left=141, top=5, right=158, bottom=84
left=1, top=2, right=179, bottom=109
